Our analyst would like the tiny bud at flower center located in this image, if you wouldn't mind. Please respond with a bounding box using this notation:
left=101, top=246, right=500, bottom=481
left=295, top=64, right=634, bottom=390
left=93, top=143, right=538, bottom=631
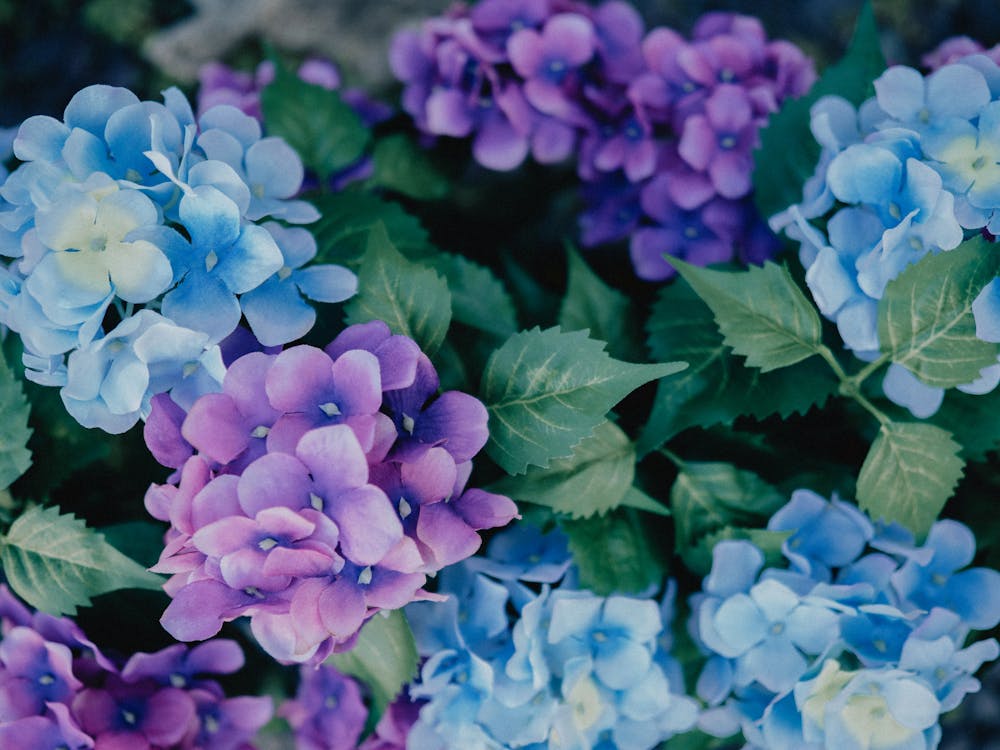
left=398, top=497, right=412, bottom=519
left=402, top=414, right=416, bottom=434
left=258, top=537, right=279, bottom=551
left=205, top=250, right=219, bottom=272
left=319, top=402, right=341, bottom=417
left=251, top=425, right=270, bottom=438
left=310, top=493, right=324, bottom=511
left=358, top=566, right=373, bottom=585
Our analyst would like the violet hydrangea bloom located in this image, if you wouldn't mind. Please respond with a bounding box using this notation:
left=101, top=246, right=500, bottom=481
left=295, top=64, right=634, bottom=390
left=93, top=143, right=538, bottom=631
left=689, top=488, right=1000, bottom=749
left=392, top=3, right=814, bottom=280
left=278, top=663, right=367, bottom=750
left=0, top=586, right=271, bottom=750
left=147, top=321, right=517, bottom=665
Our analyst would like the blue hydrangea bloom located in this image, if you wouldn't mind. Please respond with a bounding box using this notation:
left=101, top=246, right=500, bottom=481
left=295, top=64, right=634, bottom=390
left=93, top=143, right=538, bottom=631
left=778, top=57, right=1000, bottom=418
left=0, top=83, right=355, bottom=432
left=403, top=523, right=697, bottom=749
left=691, top=489, right=1000, bottom=749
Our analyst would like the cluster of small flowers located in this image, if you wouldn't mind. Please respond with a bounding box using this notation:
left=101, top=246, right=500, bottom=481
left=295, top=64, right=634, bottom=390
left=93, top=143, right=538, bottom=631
left=690, top=489, right=1000, bottom=749
left=0, top=585, right=271, bottom=750
left=197, top=57, right=393, bottom=190
left=0, top=84, right=357, bottom=433
left=390, top=0, right=815, bottom=280
left=775, top=50, right=1000, bottom=418
left=142, top=320, right=518, bottom=666
left=399, top=523, right=699, bottom=749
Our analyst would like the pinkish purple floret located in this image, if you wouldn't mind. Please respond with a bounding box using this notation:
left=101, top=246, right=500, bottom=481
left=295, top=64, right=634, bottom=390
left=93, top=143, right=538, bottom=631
left=146, top=321, right=518, bottom=665
left=0, top=585, right=271, bottom=750
left=390, top=1, right=816, bottom=280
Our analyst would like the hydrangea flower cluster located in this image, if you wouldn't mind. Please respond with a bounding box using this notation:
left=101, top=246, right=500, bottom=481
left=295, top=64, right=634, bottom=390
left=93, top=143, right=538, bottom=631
left=400, top=523, right=699, bottom=749
left=279, top=662, right=367, bottom=750
left=391, top=0, right=815, bottom=280
left=775, top=52, right=1000, bottom=417
left=143, top=320, right=518, bottom=665
left=690, top=489, right=1000, bottom=749
left=0, top=84, right=357, bottom=433
left=0, top=585, right=271, bottom=750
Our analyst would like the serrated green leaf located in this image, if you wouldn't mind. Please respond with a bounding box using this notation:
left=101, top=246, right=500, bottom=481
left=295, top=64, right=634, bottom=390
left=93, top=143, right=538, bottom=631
left=261, top=62, right=371, bottom=179
left=326, top=609, right=417, bottom=724
left=671, top=462, right=786, bottom=576
left=311, top=191, right=437, bottom=268
left=619, top=486, right=670, bottom=517
left=482, top=327, right=686, bottom=475
left=490, top=421, right=636, bottom=519
left=0, top=355, right=31, bottom=490
left=637, top=280, right=836, bottom=455
left=856, top=422, right=964, bottom=537
left=559, top=246, right=642, bottom=361
left=0, top=505, right=163, bottom=616
left=753, top=2, right=885, bottom=222
left=345, top=223, right=452, bottom=356
left=879, top=237, right=1000, bottom=387
left=669, top=258, right=824, bottom=372
left=560, top=509, right=667, bottom=595
left=427, top=254, right=518, bottom=337
left=371, top=133, right=450, bottom=200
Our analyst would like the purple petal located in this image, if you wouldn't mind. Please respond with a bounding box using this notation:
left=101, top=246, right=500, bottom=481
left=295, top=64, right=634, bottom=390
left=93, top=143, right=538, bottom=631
left=452, top=488, right=519, bottom=530
left=416, top=503, right=482, bottom=568
left=331, top=349, right=383, bottom=415
left=415, top=391, right=489, bottom=461
left=265, top=345, right=336, bottom=413
left=473, top=115, right=530, bottom=171
left=318, top=578, right=368, bottom=641
left=237, top=452, right=314, bottom=516
left=160, top=580, right=250, bottom=641
left=296, top=425, right=369, bottom=495
left=182, top=394, right=248, bottom=464
left=142, top=688, right=197, bottom=746
left=328, top=486, right=402, bottom=566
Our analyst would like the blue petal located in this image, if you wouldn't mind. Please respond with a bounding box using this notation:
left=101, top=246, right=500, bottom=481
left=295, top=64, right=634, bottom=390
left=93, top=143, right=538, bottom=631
left=882, top=363, right=944, bottom=418
left=295, top=264, right=358, bottom=303
left=214, top=223, right=283, bottom=294
left=975, top=278, right=1000, bottom=344
left=926, top=63, right=991, bottom=120
left=873, top=66, right=925, bottom=122
left=704, top=540, right=764, bottom=597
left=63, top=85, right=139, bottom=135
left=179, top=185, right=241, bottom=250
left=161, top=272, right=240, bottom=342
left=826, top=144, right=902, bottom=206
left=13, top=116, right=69, bottom=162
left=241, top=277, right=316, bottom=347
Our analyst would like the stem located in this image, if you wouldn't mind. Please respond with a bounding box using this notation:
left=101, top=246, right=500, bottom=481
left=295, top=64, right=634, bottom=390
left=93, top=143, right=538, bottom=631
left=850, top=353, right=892, bottom=388
left=659, top=447, right=686, bottom=469
left=816, top=344, right=849, bottom=381
left=853, top=391, right=891, bottom=427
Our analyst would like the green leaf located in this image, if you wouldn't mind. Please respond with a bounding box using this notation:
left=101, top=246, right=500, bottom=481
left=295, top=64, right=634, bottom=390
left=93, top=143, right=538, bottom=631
left=427, top=254, right=518, bottom=337
left=560, top=509, right=667, bottom=595
left=0, top=505, right=163, bottom=616
left=0, top=354, right=31, bottom=490
left=481, top=327, right=686, bottom=475
left=618, top=486, right=670, bottom=517
left=559, top=246, right=642, bottom=361
left=856, top=422, right=964, bottom=537
left=753, top=1, right=885, bottom=221
left=311, top=191, right=437, bottom=268
left=669, top=258, right=824, bottom=372
left=491, top=421, right=647, bottom=519
left=101, top=521, right=169, bottom=569
left=371, top=133, right=450, bottom=200
left=670, top=461, right=787, bottom=576
left=260, top=61, right=371, bottom=179
left=326, top=609, right=418, bottom=723
left=637, top=280, right=836, bottom=455
left=345, top=223, right=452, bottom=356
left=878, top=237, right=1000, bottom=387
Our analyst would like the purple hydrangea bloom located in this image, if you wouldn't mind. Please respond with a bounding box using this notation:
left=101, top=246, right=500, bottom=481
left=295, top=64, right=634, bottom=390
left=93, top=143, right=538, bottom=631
left=0, top=586, right=270, bottom=750
left=279, top=664, right=367, bottom=750
left=149, top=322, right=517, bottom=665
left=392, top=4, right=814, bottom=280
